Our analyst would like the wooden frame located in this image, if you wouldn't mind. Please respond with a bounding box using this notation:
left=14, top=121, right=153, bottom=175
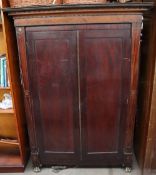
left=134, top=1, right=156, bottom=174
left=0, top=0, right=29, bottom=172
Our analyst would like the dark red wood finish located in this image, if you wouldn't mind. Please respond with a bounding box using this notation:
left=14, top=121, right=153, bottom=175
left=79, top=26, right=131, bottom=165
left=24, top=24, right=132, bottom=167
left=9, top=4, right=149, bottom=169
left=26, top=29, right=80, bottom=165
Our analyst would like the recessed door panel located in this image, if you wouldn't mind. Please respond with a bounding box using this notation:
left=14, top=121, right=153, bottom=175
left=79, top=27, right=131, bottom=164
left=26, top=29, right=80, bottom=165
left=25, top=24, right=131, bottom=166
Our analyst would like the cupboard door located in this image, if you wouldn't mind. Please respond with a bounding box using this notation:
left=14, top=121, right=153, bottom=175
left=79, top=25, right=131, bottom=165
left=26, top=28, right=80, bottom=165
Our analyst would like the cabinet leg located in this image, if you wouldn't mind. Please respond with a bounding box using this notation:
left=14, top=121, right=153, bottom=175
left=125, top=167, right=132, bottom=173
left=33, top=167, right=41, bottom=173
left=51, top=166, right=67, bottom=173
left=31, top=148, right=42, bottom=173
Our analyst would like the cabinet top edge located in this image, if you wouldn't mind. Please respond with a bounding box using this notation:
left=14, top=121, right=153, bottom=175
left=3, top=2, right=154, bottom=14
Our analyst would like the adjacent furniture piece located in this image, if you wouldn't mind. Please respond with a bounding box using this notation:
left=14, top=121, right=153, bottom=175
left=6, top=2, right=152, bottom=172
left=0, top=0, right=29, bottom=172
left=0, top=24, right=5, bottom=54
left=134, top=1, right=156, bottom=175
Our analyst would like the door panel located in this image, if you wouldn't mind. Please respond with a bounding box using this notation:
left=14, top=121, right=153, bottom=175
left=79, top=27, right=131, bottom=165
left=26, top=29, right=80, bottom=165
left=25, top=24, right=131, bottom=166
